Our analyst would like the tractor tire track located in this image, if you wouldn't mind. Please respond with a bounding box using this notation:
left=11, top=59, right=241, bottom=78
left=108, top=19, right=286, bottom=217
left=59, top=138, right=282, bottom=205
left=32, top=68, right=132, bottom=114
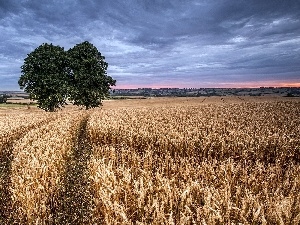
left=51, top=115, right=94, bottom=224
left=0, top=117, right=58, bottom=224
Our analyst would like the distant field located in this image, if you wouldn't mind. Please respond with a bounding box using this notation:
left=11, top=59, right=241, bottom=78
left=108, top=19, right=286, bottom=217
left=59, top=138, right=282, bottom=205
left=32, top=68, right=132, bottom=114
left=6, top=98, right=35, bottom=104
left=0, top=103, right=27, bottom=108
left=0, top=97, right=299, bottom=224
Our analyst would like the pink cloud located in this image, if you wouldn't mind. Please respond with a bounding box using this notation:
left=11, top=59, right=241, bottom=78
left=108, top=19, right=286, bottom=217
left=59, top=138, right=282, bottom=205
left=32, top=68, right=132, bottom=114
left=114, top=81, right=300, bottom=89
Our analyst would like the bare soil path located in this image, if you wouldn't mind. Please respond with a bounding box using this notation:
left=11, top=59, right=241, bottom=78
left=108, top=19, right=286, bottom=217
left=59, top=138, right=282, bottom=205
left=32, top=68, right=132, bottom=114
left=51, top=115, right=94, bottom=224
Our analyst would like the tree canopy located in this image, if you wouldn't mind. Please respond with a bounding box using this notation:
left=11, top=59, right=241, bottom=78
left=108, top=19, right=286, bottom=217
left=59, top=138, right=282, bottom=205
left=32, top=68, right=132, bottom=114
left=19, top=43, right=69, bottom=112
left=0, top=94, right=8, bottom=103
left=68, top=41, right=116, bottom=109
left=18, top=41, right=116, bottom=111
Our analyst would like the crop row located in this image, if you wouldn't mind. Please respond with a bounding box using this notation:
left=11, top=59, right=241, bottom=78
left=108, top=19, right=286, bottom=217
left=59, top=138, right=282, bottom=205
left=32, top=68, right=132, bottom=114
left=1, top=111, right=86, bottom=224
left=88, top=101, right=300, bottom=164
left=0, top=100, right=299, bottom=224
left=87, top=101, right=300, bottom=224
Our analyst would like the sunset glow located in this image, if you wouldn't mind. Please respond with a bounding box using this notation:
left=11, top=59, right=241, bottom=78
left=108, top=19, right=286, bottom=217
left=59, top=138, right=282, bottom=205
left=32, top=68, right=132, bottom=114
left=114, top=80, right=300, bottom=89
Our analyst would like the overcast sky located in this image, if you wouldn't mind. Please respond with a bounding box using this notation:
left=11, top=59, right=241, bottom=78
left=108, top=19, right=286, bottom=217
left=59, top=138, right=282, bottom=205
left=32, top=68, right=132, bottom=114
left=1, top=0, right=300, bottom=90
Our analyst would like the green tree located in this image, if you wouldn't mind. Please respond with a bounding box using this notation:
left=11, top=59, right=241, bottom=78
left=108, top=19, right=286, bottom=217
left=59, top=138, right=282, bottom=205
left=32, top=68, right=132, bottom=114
left=0, top=94, right=8, bottom=103
left=67, top=41, right=116, bottom=109
left=18, top=43, right=69, bottom=112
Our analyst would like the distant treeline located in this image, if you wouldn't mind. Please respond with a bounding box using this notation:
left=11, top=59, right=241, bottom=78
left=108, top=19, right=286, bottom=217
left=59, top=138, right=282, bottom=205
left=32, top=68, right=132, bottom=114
left=110, top=87, right=300, bottom=98
left=0, top=94, right=9, bottom=103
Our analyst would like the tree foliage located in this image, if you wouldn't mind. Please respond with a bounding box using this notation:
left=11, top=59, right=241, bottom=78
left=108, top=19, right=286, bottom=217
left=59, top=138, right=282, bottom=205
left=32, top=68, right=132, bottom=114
left=19, top=43, right=69, bottom=112
left=67, top=41, right=116, bottom=109
left=0, top=94, right=8, bottom=103
left=18, top=41, right=116, bottom=111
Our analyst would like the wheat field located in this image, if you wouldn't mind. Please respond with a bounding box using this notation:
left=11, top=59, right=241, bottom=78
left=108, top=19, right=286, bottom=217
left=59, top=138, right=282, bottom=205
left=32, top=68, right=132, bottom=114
left=0, top=97, right=299, bottom=224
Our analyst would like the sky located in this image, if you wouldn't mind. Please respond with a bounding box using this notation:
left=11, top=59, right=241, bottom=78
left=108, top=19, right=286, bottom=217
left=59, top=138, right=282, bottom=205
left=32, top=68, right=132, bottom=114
left=0, top=0, right=300, bottom=90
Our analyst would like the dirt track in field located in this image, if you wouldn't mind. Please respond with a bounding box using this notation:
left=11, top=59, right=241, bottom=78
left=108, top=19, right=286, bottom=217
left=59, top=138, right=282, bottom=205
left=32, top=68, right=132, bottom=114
left=50, top=115, right=94, bottom=224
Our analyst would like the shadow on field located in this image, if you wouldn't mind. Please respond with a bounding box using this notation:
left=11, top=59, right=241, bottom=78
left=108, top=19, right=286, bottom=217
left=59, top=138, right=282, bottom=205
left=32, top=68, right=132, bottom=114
left=50, top=116, right=95, bottom=224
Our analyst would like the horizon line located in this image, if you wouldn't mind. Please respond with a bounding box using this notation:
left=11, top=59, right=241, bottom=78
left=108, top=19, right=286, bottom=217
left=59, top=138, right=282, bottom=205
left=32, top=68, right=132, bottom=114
left=113, top=81, right=300, bottom=89
left=1, top=82, right=300, bottom=92
left=1, top=86, right=300, bottom=92
left=112, top=86, right=300, bottom=89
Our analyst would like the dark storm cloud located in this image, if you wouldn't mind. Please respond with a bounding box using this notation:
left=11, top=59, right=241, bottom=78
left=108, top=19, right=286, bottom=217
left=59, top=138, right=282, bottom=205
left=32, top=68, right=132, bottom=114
left=0, top=0, right=299, bottom=90
left=0, top=0, right=22, bottom=18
